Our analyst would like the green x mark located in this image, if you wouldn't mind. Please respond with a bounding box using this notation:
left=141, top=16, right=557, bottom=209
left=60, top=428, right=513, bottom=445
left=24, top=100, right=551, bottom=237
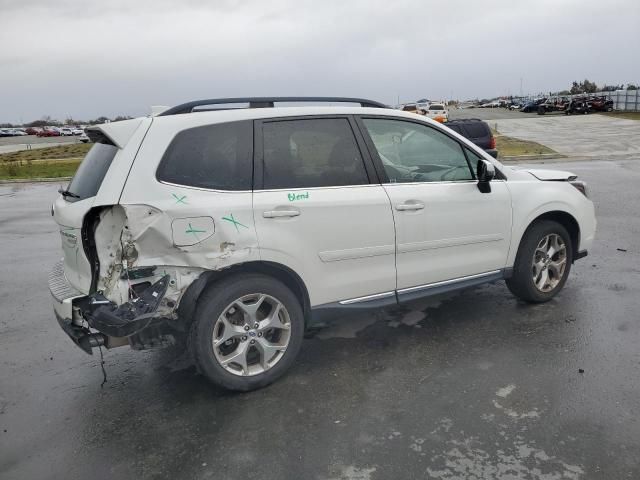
left=185, top=223, right=206, bottom=237
left=222, top=214, right=248, bottom=233
left=172, top=193, right=187, bottom=204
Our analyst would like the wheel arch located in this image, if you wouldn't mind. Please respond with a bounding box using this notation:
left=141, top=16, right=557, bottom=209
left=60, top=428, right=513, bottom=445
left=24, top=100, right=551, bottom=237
left=177, top=261, right=311, bottom=329
left=517, top=210, right=580, bottom=263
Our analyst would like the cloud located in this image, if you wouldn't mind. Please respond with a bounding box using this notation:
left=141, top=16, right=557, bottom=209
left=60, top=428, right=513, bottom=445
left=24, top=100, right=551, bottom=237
left=1, top=0, right=639, bottom=122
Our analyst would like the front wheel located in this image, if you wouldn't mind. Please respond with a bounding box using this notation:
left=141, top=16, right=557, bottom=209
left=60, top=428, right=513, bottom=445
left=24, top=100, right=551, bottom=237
left=506, top=220, right=573, bottom=303
left=190, top=274, right=305, bottom=391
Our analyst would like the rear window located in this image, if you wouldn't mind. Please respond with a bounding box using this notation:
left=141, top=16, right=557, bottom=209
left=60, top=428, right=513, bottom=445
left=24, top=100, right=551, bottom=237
left=429, top=105, right=445, bottom=110
left=65, top=140, right=118, bottom=202
left=463, top=122, right=490, bottom=138
left=446, top=124, right=462, bottom=134
left=157, top=121, right=252, bottom=191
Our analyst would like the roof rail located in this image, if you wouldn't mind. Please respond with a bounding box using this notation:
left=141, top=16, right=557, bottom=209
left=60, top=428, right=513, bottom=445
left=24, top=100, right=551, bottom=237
left=158, top=97, right=389, bottom=116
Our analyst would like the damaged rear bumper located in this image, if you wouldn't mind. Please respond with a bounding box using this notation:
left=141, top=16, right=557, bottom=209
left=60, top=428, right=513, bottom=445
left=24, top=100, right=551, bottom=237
left=78, top=275, right=170, bottom=337
left=49, top=261, right=174, bottom=354
left=55, top=312, right=106, bottom=354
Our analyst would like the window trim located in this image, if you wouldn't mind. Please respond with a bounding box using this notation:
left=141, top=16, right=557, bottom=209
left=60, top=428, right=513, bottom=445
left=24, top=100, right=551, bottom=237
left=355, top=115, right=505, bottom=184
left=253, top=115, right=381, bottom=191
left=155, top=119, right=254, bottom=192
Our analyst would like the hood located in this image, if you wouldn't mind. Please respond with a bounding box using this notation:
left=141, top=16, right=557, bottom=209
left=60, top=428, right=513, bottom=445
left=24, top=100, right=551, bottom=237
left=526, top=169, right=577, bottom=181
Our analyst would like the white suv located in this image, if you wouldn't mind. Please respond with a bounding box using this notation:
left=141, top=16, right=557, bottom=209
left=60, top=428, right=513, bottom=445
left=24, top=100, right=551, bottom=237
left=424, top=103, right=449, bottom=122
left=50, top=97, right=596, bottom=391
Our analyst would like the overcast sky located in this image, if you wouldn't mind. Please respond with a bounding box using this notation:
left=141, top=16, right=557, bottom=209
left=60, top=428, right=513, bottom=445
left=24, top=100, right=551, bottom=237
left=1, top=0, right=639, bottom=123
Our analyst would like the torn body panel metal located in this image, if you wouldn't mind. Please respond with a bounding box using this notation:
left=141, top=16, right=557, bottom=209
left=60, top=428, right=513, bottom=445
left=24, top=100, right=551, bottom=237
left=75, top=196, right=259, bottom=346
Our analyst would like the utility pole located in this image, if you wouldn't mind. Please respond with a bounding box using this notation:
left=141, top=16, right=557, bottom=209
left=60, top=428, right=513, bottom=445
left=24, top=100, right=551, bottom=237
left=520, top=77, right=523, bottom=97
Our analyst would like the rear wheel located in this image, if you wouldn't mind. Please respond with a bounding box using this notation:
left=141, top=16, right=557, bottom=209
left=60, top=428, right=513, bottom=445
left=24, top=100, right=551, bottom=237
left=190, top=274, right=304, bottom=391
left=506, top=220, right=573, bottom=303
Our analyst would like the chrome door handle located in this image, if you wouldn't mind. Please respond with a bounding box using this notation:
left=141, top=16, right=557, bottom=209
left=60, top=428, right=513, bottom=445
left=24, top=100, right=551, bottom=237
left=263, top=209, right=300, bottom=218
left=395, top=202, right=425, bottom=211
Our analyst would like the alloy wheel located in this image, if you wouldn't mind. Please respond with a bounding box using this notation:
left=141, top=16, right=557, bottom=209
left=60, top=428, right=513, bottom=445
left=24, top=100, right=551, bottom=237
left=531, top=233, right=567, bottom=292
left=212, top=293, right=291, bottom=376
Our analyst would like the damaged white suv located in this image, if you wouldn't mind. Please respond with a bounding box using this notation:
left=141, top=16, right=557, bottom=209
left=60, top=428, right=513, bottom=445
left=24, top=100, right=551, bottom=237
left=50, top=97, right=596, bottom=391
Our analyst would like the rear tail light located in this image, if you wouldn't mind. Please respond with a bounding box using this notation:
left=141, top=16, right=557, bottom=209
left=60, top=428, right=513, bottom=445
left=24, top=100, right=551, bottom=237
left=489, top=136, right=496, bottom=149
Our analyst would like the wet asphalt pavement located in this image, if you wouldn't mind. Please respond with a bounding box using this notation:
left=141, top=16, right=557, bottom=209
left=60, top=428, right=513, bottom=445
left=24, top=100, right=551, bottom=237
left=1, top=159, right=639, bottom=479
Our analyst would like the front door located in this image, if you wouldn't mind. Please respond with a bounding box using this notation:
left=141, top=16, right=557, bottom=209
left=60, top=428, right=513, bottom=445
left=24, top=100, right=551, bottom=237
left=252, top=116, right=396, bottom=307
left=358, top=117, right=512, bottom=292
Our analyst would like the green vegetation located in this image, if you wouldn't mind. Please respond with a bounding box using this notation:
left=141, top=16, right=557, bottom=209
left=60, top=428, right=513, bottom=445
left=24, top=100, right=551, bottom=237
left=494, top=134, right=558, bottom=158
left=0, top=143, right=90, bottom=180
left=598, top=111, right=640, bottom=121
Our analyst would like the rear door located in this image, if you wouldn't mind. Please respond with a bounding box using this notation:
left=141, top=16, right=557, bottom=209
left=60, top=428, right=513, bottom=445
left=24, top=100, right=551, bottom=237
left=357, top=116, right=512, bottom=293
left=252, top=116, right=396, bottom=307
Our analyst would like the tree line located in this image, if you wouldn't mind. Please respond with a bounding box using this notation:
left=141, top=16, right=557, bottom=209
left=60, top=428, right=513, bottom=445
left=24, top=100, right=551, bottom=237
left=0, top=115, right=133, bottom=129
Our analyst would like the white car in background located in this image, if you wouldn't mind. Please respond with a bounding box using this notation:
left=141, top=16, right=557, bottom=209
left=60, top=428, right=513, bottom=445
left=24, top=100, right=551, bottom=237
left=60, top=127, right=74, bottom=136
left=424, top=103, right=449, bottom=122
left=72, top=128, right=84, bottom=135
left=49, top=96, right=596, bottom=392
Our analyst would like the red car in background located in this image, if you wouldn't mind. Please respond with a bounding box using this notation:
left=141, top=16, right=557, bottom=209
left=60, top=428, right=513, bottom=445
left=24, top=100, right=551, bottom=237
left=36, top=129, right=61, bottom=137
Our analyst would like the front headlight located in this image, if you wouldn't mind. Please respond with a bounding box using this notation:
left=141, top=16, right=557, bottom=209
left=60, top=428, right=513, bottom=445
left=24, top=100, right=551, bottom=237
left=570, top=180, right=589, bottom=198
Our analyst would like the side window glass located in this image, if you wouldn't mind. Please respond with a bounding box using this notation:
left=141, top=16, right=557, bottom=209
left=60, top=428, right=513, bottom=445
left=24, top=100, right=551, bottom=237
left=157, top=120, right=252, bottom=190
left=263, top=118, right=369, bottom=189
left=464, top=148, right=483, bottom=178
left=362, top=118, right=474, bottom=183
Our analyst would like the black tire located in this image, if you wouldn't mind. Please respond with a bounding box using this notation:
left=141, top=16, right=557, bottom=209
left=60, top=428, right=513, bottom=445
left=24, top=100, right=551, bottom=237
left=506, top=220, right=573, bottom=303
left=190, top=273, right=305, bottom=391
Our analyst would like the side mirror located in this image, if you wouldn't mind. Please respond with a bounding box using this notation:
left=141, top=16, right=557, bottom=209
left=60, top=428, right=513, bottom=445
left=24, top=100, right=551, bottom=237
left=477, top=159, right=495, bottom=193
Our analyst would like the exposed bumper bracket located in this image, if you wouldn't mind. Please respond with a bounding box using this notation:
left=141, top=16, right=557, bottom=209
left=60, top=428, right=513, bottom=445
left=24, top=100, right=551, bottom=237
left=82, top=275, right=170, bottom=337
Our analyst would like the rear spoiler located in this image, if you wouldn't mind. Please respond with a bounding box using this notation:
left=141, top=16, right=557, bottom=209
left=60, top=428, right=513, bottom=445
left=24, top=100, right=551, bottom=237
left=86, top=118, right=144, bottom=149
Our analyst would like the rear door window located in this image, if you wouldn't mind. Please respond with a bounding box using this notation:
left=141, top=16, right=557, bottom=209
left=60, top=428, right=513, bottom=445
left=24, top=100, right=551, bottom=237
left=262, top=118, right=369, bottom=189
left=157, top=120, right=253, bottom=190
left=65, top=140, right=118, bottom=202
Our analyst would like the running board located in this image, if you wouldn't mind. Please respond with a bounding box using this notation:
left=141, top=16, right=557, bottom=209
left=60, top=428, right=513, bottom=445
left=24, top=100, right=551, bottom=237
left=309, top=270, right=506, bottom=324
left=396, top=270, right=503, bottom=303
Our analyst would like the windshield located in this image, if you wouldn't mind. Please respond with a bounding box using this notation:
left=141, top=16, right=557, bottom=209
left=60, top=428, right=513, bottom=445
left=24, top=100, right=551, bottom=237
left=64, top=140, right=118, bottom=202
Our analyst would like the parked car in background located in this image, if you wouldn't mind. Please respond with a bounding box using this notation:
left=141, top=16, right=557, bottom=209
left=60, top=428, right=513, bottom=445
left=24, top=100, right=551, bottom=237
left=537, top=97, right=570, bottom=115
left=25, top=127, right=42, bottom=135
left=400, top=103, right=425, bottom=115
left=445, top=118, right=497, bottom=158
left=60, top=127, right=74, bottom=136
left=424, top=103, right=448, bottom=122
left=565, top=97, right=591, bottom=115
left=521, top=98, right=546, bottom=113
left=37, top=128, right=61, bottom=137
left=9, top=129, right=28, bottom=136
left=480, top=101, right=500, bottom=108
left=78, top=133, right=90, bottom=143
left=0, top=129, right=14, bottom=137
left=72, top=128, right=85, bottom=135
left=588, top=96, right=614, bottom=112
